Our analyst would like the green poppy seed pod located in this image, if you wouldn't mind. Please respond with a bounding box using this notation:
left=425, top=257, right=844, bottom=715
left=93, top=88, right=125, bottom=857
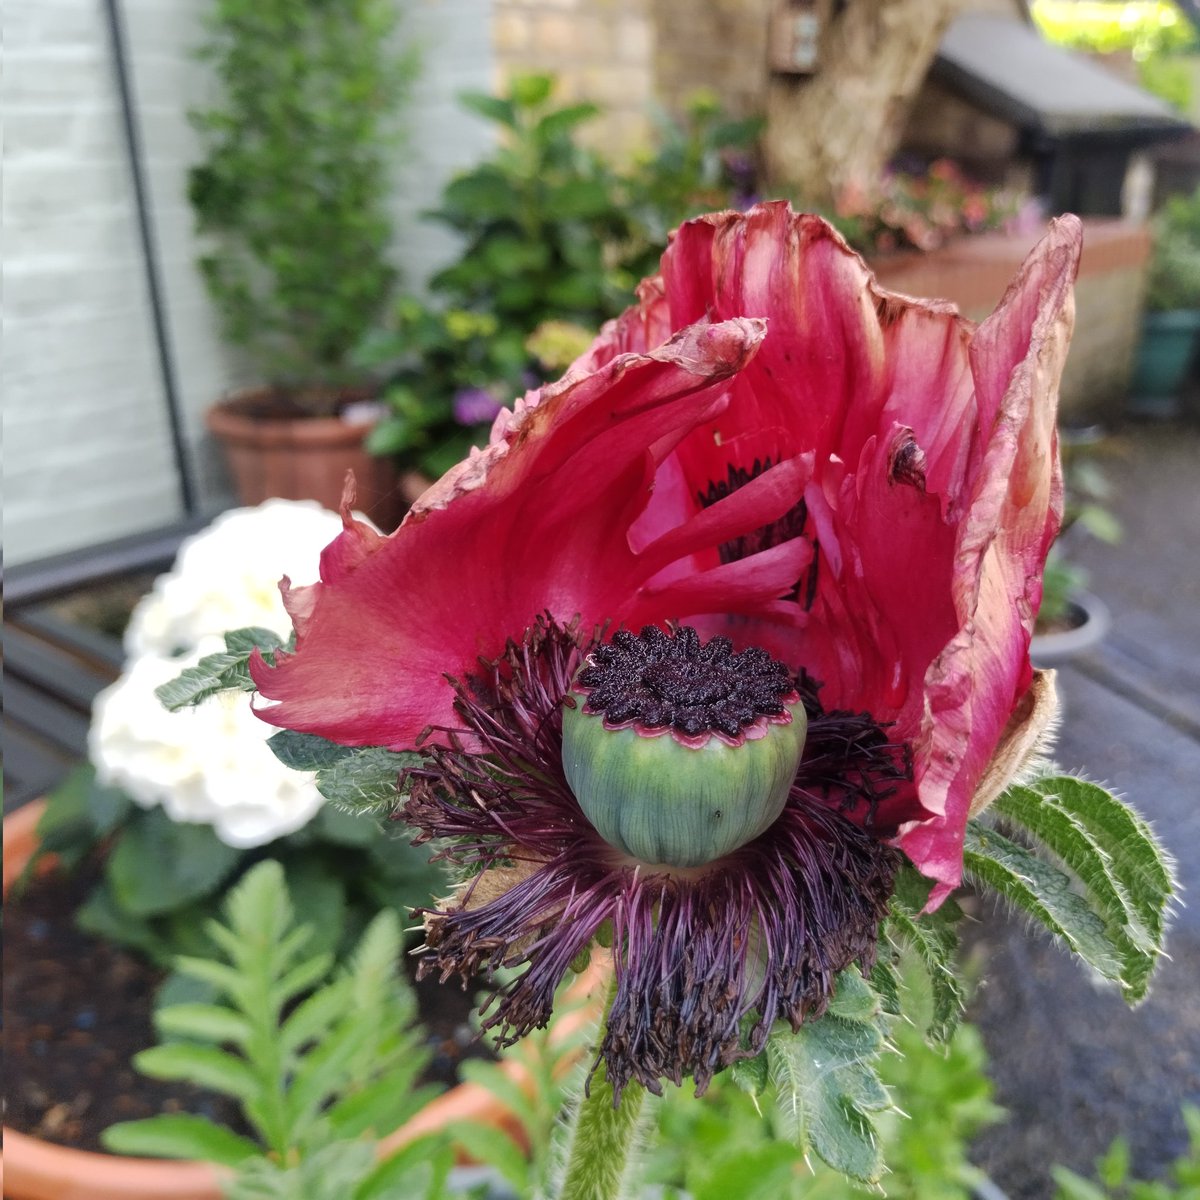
left=561, top=700, right=808, bottom=867
left=560, top=626, right=808, bottom=869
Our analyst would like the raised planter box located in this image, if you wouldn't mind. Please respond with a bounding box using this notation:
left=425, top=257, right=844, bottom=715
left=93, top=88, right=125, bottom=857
left=868, top=220, right=1151, bottom=423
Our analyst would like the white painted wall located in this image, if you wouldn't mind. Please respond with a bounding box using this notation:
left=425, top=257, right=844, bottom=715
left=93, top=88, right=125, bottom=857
left=4, top=0, right=495, bottom=567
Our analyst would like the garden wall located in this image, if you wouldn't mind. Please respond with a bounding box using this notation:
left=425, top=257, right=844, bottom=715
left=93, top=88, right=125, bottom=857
left=492, top=0, right=656, bottom=152
left=5, top=0, right=494, bottom=567
left=868, top=220, right=1151, bottom=422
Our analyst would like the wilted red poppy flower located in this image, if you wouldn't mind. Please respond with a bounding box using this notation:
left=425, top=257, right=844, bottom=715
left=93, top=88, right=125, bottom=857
left=252, top=203, right=1080, bottom=1093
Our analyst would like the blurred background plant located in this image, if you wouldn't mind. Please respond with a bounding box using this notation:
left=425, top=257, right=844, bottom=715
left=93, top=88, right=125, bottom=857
left=362, top=76, right=761, bottom=478
left=102, top=861, right=457, bottom=1200
left=1145, top=185, right=1200, bottom=311
left=189, top=0, right=418, bottom=410
left=618, top=89, right=763, bottom=280
left=1038, top=428, right=1124, bottom=632
left=1032, top=1, right=1199, bottom=113
left=450, top=960, right=1005, bottom=1200
left=1052, top=1107, right=1200, bottom=1199
left=827, top=158, right=1022, bottom=255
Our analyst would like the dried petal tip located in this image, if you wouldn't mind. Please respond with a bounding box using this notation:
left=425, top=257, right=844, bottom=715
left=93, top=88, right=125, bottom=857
left=562, top=626, right=807, bottom=867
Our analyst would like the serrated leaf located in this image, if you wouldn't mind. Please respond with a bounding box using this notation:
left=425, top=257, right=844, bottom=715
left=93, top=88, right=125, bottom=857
left=224, top=627, right=283, bottom=656
left=271, top=950, right=334, bottom=1010
left=267, top=729, right=356, bottom=771
left=868, top=954, right=903, bottom=1018
left=283, top=1018, right=369, bottom=1131
left=279, top=978, right=351, bottom=1055
left=996, top=783, right=1153, bottom=948
left=155, top=650, right=255, bottom=710
left=826, top=967, right=879, bottom=1022
left=101, top=1113, right=260, bottom=1165
left=155, top=1002, right=250, bottom=1046
left=886, top=868, right=965, bottom=1042
left=134, top=1043, right=260, bottom=1101
left=993, top=779, right=1171, bottom=1002
left=225, top=861, right=292, bottom=946
left=765, top=1011, right=889, bottom=1183
left=729, top=1051, right=769, bottom=1100
left=1028, top=776, right=1174, bottom=990
left=964, top=823, right=1123, bottom=982
left=173, top=954, right=246, bottom=1000
left=315, top=747, right=416, bottom=813
left=327, top=1075, right=440, bottom=1141
left=449, top=1122, right=530, bottom=1192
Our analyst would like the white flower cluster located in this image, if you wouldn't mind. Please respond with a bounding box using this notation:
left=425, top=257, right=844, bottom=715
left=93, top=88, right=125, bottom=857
left=90, top=500, right=345, bottom=848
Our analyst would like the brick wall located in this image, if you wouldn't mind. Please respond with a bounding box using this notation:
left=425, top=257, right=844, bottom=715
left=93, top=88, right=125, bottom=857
left=868, top=220, right=1151, bottom=421
left=651, top=0, right=770, bottom=120
left=491, top=0, right=656, bottom=155
left=5, top=0, right=493, bottom=567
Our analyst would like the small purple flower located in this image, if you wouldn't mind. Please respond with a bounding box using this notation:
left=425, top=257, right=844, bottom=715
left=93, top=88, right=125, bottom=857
left=453, top=387, right=503, bottom=427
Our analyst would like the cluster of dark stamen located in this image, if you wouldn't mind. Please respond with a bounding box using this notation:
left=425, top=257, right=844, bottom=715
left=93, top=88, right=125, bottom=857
left=576, top=625, right=795, bottom=739
left=697, top=457, right=819, bottom=609
left=401, top=617, right=911, bottom=1097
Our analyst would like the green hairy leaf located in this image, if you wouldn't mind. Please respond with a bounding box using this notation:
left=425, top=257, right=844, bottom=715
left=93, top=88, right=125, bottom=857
left=972, top=776, right=1174, bottom=1002
left=964, top=824, right=1124, bottom=981
left=267, top=729, right=356, bottom=772
left=314, top=747, right=420, bottom=813
left=739, top=969, right=891, bottom=1183
left=155, top=626, right=286, bottom=711
left=885, top=866, right=966, bottom=1041
left=223, top=627, right=284, bottom=657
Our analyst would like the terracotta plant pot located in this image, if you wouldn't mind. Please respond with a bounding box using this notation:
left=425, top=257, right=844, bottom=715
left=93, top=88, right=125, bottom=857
left=2, top=802, right=608, bottom=1200
left=205, top=390, right=417, bottom=531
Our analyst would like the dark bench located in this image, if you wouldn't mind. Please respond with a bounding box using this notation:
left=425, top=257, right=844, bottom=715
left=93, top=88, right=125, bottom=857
left=3, top=518, right=212, bottom=812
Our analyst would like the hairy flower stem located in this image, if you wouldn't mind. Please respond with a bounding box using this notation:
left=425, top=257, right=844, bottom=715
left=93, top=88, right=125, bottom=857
left=559, top=981, right=648, bottom=1200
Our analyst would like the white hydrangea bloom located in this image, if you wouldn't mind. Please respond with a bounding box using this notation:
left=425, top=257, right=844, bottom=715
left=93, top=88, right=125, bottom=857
left=125, top=499, right=344, bottom=658
left=90, top=498, right=357, bottom=848
left=90, top=651, right=325, bottom=848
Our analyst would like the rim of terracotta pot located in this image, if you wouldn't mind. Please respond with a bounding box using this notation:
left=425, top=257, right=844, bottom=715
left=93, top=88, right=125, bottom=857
left=205, top=390, right=380, bottom=451
left=2, top=800, right=607, bottom=1200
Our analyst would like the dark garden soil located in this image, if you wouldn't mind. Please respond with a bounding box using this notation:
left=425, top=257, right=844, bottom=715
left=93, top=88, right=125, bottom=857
left=6, top=856, right=487, bottom=1154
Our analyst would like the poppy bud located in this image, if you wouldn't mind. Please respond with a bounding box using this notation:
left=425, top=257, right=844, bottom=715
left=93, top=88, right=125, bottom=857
left=561, top=626, right=808, bottom=868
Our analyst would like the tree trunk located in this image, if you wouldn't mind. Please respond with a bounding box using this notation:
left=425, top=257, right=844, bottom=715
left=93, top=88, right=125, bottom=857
left=764, top=0, right=965, bottom=209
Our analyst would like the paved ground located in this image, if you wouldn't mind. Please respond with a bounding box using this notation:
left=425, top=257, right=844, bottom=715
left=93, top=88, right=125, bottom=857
left=968, top=420, right=1200, bottom=1197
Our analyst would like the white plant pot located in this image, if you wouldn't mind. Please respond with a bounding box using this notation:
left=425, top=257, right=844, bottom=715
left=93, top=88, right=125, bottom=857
left=1031, top=591, right=1111, bottom=667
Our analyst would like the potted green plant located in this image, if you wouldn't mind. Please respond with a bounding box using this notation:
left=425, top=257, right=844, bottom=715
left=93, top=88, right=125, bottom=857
left=1032, top=426, right=1120, bottom=665
left=192, top=0, right=417, bottom=528
left=1129, top=188, right=1200, bottom=418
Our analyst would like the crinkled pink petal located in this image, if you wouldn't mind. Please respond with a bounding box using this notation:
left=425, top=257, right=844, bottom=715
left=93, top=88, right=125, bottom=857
left=252, top=318, right=823, bottom=749
left=900, top=217, right=1079, bottom=897
left=602, top=203, right=1079, bottom=896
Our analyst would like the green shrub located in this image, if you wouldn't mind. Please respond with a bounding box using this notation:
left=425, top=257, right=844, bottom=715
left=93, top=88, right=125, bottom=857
left=1147, top=188, right=1200, bottom=311
left=1032, top=1, right=1198, bottom=112
left=367, top=78, right=761, bottom=475
left=189, top=0, right=418, bottom=406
